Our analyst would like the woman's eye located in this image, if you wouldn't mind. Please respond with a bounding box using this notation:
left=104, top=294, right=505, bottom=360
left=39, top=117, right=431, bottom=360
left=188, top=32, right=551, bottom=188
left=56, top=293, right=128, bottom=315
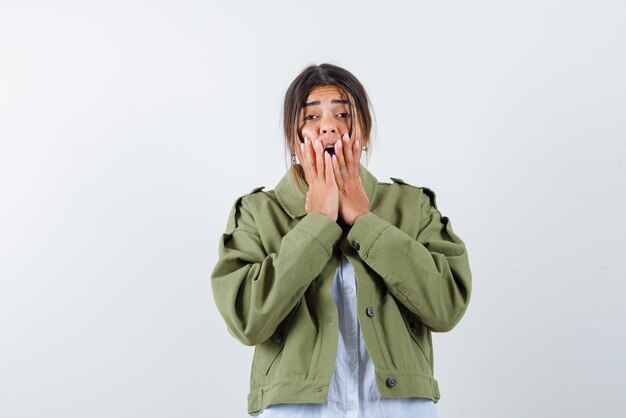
left=304, top=115, right=317, bottom=121
left=337, top=113, right=351, bottom=118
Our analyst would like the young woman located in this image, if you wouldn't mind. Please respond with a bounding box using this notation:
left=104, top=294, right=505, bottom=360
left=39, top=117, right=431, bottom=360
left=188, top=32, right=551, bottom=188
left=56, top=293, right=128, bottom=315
left=211, top=63, right=472, bottom=417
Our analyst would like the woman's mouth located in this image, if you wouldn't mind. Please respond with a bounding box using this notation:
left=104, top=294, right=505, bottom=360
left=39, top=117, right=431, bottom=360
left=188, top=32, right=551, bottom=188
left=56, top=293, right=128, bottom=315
left=325, top=146, right=335, bottom=156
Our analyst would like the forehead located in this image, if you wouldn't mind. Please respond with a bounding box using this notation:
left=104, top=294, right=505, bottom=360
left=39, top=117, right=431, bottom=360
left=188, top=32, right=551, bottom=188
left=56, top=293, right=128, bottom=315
left=305, top=85, right=348, bottom=102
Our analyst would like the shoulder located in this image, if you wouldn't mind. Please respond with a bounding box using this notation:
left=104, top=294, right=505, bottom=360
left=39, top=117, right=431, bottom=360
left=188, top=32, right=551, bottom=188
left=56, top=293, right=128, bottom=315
left=378, top=176, right=440, bottom=211
left=236, top=185, right=283, bottom=209
left=224, top=186, right=289, bottom=229
left=225, top=185, right=287, bottom=232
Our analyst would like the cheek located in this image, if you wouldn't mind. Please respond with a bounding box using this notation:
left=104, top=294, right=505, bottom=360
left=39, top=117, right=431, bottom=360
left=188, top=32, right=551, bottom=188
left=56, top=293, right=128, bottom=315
left=351, top=122, right=364, bottom=139
left=343, top=120, right=354, bottom=134
left=300, top=125, right=316, bottom=140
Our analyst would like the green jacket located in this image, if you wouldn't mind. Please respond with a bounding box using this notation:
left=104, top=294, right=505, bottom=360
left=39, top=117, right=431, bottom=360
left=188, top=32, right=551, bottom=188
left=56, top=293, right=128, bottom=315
left=211, top=163, right=472, bottom=415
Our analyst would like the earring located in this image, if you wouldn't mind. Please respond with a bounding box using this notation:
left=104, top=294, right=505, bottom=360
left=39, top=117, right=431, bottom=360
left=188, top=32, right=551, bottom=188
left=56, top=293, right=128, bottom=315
left=291, top=153, right=297, bottom=164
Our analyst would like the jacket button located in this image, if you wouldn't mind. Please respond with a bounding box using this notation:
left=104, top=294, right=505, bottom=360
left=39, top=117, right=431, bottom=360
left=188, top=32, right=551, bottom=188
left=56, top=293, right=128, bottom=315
left=366, top=307, right=375, bottom=317
left=386, top=377, right=398, bottom=388
left=409, top=323, right=416, bottom=333
left=351, top=240, right=360, bottom=251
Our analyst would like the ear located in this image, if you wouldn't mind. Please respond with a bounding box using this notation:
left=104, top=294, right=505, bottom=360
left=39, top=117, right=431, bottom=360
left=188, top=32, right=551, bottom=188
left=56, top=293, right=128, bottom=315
left=290, top=133, right=303, bottom=163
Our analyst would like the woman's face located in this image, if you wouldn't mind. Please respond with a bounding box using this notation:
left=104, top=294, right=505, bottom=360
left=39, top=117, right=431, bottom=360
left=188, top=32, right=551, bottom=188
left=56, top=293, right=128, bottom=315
left=294, top=85, right=357, bottom=162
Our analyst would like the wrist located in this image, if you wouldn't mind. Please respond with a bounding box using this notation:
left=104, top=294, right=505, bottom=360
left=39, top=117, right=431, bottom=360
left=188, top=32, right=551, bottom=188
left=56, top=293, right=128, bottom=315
left=351, top=211, right=369, bottom=226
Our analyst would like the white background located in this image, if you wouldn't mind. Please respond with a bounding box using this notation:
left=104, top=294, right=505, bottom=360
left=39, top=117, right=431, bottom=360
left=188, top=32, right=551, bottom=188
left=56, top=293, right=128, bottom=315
left=1, top=1, right=625, bottom=417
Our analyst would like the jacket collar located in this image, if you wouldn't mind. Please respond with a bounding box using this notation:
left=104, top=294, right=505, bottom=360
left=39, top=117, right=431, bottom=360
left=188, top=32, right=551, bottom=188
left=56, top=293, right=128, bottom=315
left=274, top=163, right=379, bottom=219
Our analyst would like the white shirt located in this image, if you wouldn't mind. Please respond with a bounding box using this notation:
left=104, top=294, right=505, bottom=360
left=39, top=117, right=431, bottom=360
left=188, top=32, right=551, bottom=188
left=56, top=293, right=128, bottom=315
left=255, top=253, right=439, bottom=418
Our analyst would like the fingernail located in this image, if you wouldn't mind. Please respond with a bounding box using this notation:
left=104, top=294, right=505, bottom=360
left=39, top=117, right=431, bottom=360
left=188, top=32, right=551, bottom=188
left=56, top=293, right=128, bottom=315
left=315, top=139, right=321, bottom=149
left=343, top=132, right=349, bottom=141
left=305, top=137, right=309, bottom=145
left=300, top=142, right=304, bottom=152
left=355, top=139, right=360, bottom=148
left=336, top=139, right=342, bottom=148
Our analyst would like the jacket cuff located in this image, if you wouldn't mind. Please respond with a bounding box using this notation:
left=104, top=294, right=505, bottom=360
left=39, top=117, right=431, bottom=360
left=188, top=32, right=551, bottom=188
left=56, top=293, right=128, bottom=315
left=295, top=212, right=343, bottom=258
left=346, top=211, right=391, bottom=256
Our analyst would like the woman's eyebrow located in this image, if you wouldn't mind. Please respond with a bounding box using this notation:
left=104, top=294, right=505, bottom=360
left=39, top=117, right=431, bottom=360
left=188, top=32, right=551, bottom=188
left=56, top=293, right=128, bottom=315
left=304, top=99, right=349, bottom=107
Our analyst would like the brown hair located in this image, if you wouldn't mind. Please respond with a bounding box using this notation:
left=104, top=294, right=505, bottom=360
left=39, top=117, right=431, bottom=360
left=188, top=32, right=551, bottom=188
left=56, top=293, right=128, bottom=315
left=282, top=63, right=375, bottom=195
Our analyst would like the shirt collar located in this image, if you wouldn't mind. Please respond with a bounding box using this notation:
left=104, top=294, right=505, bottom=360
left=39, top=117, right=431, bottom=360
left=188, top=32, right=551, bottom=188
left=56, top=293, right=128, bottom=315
left=274, top=162, right=379, bottom=219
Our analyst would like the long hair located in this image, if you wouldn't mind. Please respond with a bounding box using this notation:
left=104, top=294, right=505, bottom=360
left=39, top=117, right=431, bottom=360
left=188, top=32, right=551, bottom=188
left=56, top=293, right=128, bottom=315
left=282, top=63, right=375, bottom=195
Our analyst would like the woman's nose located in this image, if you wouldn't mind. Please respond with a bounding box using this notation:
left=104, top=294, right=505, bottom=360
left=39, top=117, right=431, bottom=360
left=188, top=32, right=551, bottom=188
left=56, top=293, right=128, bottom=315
left=320, top=115, right=338, bottom=135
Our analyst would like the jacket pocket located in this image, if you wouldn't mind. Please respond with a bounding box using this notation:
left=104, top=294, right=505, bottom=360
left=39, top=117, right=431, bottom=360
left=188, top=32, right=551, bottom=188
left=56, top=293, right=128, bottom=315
left=400, top=309, right=431, bottom=364
left=253, top=300, right=301, bottom=375
left=253, top=337, right=283, bottom=376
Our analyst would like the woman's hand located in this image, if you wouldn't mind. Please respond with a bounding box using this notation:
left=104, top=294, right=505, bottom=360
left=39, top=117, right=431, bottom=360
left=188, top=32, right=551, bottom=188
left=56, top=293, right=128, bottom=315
left=301, top=137, right=339, bottom=221
left=331, top=133, right=369, bottom=226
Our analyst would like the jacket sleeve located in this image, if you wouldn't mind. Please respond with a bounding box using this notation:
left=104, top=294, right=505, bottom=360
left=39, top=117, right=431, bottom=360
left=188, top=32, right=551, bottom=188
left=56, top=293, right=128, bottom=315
left=345, top=188, right=472, bottom=332
left=211, top=194, right=343, bottom=346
